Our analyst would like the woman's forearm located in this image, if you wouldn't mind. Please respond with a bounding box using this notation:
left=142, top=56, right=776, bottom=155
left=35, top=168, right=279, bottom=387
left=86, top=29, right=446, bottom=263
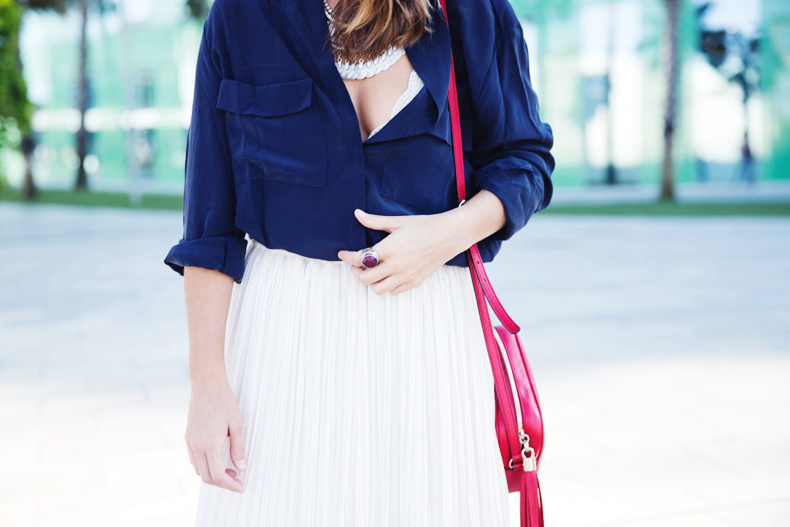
left=441, top=189, right=507, bottom=253
left=184, top=266, right=236, bottom=387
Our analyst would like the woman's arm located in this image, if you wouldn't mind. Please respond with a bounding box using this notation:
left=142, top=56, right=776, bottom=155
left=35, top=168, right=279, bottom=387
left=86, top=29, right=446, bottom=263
left=337, top=190, right=505, bottom=295
left=163, top=9, right=248, bottom=283
left=163, top=11, right=249, bottom=492
left=449, top=0, right=555, bottom=242
left=184, top=266, right=234, bottom=386
left=183, top=266, right=247, bottom=494
left=441, top=188, right=506, bottom=253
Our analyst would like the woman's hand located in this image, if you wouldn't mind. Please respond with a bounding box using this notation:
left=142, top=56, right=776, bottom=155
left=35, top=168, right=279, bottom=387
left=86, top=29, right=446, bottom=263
left=337, top=191, right=507, bottom=295
left=338, top=208, right=466, bottom=295
left=185, top=376, right=247, bottom=493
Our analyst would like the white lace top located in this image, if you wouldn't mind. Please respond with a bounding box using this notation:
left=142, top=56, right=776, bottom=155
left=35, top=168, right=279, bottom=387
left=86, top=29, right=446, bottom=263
left=366, top=68, right=425, bottom=140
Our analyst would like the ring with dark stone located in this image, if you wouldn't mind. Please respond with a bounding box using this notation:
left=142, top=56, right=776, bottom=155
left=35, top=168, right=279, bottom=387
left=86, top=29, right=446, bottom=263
left=360, top=247, right=380, bottom=269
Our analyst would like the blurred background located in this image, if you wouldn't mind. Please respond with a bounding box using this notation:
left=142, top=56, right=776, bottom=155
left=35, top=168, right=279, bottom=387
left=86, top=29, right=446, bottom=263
left=0, top=1, right=788, bottom=526
left=1, top=0, right=790, bottom=201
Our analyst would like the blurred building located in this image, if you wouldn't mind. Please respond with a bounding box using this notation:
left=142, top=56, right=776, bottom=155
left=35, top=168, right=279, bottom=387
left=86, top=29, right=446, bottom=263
left=14, top=1, right=200, bottom=193
left=511, top=0, right=789, bottom=187
left=6, top=0, right=790, bottom=193
left=762, top=0, right=790, bottom=181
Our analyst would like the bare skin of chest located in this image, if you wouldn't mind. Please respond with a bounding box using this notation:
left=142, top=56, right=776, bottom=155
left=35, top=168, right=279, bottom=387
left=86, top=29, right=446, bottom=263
left=323, top=0, right=417, bottom=139
left=342, top=53, right=416, bottom=140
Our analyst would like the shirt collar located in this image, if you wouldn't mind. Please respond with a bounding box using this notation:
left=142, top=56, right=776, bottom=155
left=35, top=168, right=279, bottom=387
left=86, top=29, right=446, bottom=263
left=405, top=5, right=451, bottom=121
left=363, top=5, right=453, bottom=144
left=277, top=0, right=452, bottom=143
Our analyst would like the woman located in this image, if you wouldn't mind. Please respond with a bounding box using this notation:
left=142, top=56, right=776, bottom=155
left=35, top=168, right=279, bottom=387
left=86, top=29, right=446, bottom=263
left=164, top=0, right=554, bottom=525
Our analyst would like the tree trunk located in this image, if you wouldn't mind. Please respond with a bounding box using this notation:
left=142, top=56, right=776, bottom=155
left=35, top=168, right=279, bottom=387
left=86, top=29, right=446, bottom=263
left=660, top=0, right=679, bottom=201
left=20, top=134, right=37, bottom=199
left=604, top=0, right=617, bottom=185
left=74, top=0, right=89, bottom=191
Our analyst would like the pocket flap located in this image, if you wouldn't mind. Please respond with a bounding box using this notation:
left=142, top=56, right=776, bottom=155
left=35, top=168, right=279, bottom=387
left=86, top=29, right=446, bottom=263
left=216, top=78, right=313, bottom=117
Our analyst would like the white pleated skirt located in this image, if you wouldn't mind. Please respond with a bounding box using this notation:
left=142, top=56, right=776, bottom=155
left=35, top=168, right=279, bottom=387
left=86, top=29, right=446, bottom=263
left=194, top=237, right=511, bottom=526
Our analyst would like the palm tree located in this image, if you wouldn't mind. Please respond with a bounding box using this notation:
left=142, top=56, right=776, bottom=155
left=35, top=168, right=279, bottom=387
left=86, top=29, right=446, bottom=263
left=16, top=0, right=90, bottom=194
left=186, top=0, right=209, bottom=19
left=697, top=3, right=760, bottom=183
left=12, top=0, right=70, bottom=198
left=660, top=0, right=679, bottom=201
left=19, top=0, right=103, bottom=191
left=73, top=0, right=89, bottom=190
left=10, top=0, right=203, bottom=198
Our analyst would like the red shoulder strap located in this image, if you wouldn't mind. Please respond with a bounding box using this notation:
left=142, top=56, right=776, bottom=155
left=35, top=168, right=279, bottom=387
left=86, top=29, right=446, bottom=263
left=438, top=0, right=520, bottom=334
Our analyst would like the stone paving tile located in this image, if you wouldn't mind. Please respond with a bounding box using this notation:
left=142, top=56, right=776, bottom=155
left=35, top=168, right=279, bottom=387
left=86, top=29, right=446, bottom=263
left=0, top=203, right=788, bottom=527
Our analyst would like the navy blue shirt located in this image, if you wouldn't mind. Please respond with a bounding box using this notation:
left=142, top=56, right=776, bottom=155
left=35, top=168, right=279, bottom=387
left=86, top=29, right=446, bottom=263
left=164, top=0, right=555, bottom=283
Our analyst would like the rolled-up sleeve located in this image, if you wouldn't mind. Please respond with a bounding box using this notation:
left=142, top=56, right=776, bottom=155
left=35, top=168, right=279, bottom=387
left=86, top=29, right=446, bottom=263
left=461, top=0, right=555, bottom=242
left=163, top=14, right=247, bottom=283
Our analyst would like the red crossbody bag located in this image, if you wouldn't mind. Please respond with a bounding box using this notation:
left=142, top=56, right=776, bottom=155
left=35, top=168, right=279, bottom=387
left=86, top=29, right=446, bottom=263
left=437, top=0, right=546, bottom=524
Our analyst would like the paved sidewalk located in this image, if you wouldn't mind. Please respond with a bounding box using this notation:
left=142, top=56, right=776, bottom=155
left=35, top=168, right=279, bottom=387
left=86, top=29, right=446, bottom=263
left=0, top=202, right=788, bottom=526
left=550, top=179, right=790, bottom=205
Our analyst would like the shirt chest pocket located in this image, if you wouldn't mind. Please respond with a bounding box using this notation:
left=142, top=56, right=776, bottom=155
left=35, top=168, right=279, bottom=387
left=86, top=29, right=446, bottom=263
left=216, top=78, right=327, bottom=187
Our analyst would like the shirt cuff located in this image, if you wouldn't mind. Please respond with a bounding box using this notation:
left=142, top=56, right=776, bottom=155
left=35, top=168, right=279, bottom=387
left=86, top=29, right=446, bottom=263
left=474, top=165, right=546, bottom=242
left=164, top=235, right=248, bottom=284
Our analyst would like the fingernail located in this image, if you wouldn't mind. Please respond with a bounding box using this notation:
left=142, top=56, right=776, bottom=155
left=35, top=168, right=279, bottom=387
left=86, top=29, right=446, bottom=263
left=356, top=209, right=366, bottom=216
left=238, top=458, right=246, bottom=470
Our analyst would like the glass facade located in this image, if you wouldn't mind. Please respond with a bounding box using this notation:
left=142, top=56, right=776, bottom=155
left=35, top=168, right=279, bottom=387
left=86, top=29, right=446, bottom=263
left=6, top=0, right=788, bottom=193
left=15, top=11, right=202, bottom=191
left=763, top=0, right=790, bottom=180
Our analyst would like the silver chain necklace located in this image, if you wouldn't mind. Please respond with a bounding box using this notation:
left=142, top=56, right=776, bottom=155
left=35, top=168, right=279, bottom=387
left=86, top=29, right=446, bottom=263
left=323, top=0, right=405, bottom=80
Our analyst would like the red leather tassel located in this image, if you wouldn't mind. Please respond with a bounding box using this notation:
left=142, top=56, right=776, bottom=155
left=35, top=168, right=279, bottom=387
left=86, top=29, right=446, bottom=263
left=520, top=472, right=544, bottom=527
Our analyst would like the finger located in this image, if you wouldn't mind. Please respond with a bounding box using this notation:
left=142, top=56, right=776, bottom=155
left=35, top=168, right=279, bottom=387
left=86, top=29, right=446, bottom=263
left=390, top=280, right=417, bottom=296
left=350, top=260, right=391, bottom=285
left=337, top=249, right=363, bottom=267
left=196, top=449, right=210, bottom=480
left=186, top=439, right=199, bottom=476
left=354, top=209, right=403, bottom=233
left=205, top=446, right=244, bottom=493
left=338, top=243, right=387, bottom=270
left=228, top=420, right=247, bottom=472
left=369, top=274, right=404, bottom=296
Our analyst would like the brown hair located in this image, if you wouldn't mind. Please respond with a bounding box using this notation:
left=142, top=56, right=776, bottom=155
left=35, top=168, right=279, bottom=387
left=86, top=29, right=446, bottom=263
left=327, top=0, right=434, bottom=64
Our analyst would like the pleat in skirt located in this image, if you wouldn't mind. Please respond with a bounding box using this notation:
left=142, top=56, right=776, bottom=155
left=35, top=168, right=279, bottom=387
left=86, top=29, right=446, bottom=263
left=194, top=237, right=511, bottom=526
